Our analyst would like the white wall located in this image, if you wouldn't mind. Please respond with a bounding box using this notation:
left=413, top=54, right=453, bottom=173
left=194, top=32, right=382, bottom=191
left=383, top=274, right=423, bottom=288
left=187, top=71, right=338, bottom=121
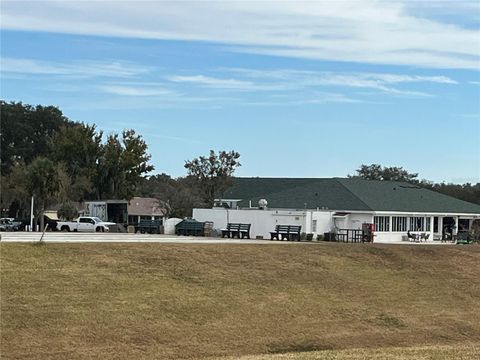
left=309, top=211, right=334, bottom=236
left=193, top=208, right=307, bottom=239
left=374, top=232, right=407, bottom=242
left=193, top=208, right=376, bottom=239
left=347, top=214, right=374, bottom=230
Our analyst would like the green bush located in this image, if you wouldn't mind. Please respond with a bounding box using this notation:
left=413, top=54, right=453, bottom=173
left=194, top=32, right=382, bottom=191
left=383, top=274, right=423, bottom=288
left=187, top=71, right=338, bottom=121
left=57, top=202, right=78, bottom=220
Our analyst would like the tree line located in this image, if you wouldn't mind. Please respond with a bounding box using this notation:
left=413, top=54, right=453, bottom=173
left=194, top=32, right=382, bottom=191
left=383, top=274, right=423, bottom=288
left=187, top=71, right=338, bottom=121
left=1, top=101, right=241, bottom=224
left=350, top=164, right=480, bottom=205
left=1, top=101, right=154, bottom=226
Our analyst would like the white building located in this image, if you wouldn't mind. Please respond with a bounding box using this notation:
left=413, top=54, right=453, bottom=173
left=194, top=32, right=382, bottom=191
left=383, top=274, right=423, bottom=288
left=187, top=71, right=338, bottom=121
left=193, top=178, right=480, bottom=243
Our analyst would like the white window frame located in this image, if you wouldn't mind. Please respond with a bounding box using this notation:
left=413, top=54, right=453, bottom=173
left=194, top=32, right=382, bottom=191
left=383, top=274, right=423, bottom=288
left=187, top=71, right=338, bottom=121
left=392, top=216, right=407, bottom=232
left=409, top=217, right=431, bottom=232
left=374, top=216, right=390, bottom=232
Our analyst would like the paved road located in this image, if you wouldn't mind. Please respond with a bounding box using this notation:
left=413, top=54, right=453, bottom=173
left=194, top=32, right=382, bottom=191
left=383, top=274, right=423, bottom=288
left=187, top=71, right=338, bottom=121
left=0, top=232, right=455, bottom=245
left=0, top=232, right=318, bottom=244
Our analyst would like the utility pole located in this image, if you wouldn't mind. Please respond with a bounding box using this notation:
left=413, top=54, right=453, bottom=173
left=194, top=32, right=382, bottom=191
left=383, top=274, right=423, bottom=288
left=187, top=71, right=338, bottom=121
left=30, top=196, right=34, bottom=231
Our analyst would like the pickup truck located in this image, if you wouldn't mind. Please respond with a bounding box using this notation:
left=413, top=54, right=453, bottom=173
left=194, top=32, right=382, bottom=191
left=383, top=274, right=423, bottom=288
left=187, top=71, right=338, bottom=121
left=56, top=217, right=115, bottom=232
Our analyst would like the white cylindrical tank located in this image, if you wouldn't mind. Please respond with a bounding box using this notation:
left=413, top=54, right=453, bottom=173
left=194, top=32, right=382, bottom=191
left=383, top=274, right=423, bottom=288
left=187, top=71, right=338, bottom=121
left=164, top=218, right=183, bottom=235
left=258, top=199, right=268, bottom=209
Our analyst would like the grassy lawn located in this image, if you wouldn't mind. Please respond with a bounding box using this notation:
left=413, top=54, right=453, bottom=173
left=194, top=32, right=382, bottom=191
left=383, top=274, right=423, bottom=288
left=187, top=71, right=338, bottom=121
left=1, top=242, right=479, bottom=359
left=218, top=344, right=480, bottom=360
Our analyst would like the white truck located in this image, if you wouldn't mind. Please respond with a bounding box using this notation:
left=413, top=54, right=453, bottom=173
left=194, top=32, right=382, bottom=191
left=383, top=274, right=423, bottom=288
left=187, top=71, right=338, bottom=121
left=56, top=217, right=115, bottom=232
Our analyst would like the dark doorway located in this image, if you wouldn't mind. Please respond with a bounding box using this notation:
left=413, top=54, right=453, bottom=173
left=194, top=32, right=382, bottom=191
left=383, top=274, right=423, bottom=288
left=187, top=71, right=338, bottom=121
left=107, top=203, right=128, bottom=225
left=458, top=219, right=470, bottom=232
left=433, top=217, right=439, bottom=233
left=442, top=217, right=456, bottom=240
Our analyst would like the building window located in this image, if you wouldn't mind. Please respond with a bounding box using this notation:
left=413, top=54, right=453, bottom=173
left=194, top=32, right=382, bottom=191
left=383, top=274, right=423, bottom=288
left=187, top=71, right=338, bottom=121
left=312, top=219, right=317, bottom=232
left=409, top=217, right=431, bottom=231
left=392, top=216, right=407, bottom=232
left=426, top=217, right=431, bottom=231
left=128, top=215, right=139, bottom=225
left=374, top=216, right=390, bottom=232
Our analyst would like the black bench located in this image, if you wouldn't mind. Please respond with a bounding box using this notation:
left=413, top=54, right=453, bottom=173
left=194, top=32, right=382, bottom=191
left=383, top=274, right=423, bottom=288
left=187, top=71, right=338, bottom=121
left=270, top=225, right=302, bottom=241
left=221, top=223, right=251, bottom=239
left=135, top=219, right=162, bottom=234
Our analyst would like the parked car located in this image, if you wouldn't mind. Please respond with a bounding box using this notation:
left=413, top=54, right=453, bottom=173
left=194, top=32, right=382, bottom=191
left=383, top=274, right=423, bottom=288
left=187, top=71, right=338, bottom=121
left=56, top=216, right=115, bottom=232
left=0, top=218, right=22, bottom=231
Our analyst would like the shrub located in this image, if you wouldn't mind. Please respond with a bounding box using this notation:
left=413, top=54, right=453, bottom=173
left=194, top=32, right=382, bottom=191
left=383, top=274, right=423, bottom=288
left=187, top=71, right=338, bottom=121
left=57, top=202, right=78, bottom=220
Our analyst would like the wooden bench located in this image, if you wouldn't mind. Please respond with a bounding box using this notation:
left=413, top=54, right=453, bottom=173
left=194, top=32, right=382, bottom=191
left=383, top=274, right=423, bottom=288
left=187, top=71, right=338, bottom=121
left=270, top=225, right=302, bottom=241
left=135, top=219, right=162, bottom=234
left=221, top=223, right=251, bottom=239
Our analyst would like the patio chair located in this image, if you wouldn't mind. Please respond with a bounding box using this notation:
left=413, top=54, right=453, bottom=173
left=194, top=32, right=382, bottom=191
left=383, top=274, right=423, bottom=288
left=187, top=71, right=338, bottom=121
left=420, top=233, right=430, bottom=242
left=407, top=231, right=417, bottom=242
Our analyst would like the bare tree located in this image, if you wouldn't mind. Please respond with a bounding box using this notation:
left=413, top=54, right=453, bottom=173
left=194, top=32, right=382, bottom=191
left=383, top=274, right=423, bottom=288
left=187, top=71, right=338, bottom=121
left=184, top=150, right=241, bottom=207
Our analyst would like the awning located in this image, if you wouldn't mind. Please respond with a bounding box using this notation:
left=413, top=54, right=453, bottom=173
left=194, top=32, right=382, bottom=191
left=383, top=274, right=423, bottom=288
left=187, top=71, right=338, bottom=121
left=44, top=210, right=59, bottom=220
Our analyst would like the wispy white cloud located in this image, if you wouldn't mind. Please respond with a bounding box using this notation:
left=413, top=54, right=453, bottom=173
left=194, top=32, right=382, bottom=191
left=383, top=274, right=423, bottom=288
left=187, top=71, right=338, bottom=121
left=1, top=56, right=457, bottom=105
left=244, top=92, right=367, bottom=106
left=1, top=57, right=151, bottom=78
left=149, top=133, right=205, bottom=145
left=1, top=1, right=478, bottom=69
left=166, top=74, right=288, bottom=91
left=229, top=68, right=457, bottom=84
left=167, top=75, right=255, bottom=90
left=168, top=68, right=456, bottom=97
left=99, top=84, right=174, bottom=96
left=452, top=113, right=480, bottom=119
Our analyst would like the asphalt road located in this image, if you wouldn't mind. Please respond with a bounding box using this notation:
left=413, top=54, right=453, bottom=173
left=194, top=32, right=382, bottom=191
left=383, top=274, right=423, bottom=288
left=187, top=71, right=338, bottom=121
left=0, top=232, right=455, bottom=245
left=0, top=232, right=318, bottom=244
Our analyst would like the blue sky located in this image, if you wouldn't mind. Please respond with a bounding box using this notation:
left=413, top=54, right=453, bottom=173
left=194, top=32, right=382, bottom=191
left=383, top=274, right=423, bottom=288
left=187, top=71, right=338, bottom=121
left=1, top=1, right=479, bottom=183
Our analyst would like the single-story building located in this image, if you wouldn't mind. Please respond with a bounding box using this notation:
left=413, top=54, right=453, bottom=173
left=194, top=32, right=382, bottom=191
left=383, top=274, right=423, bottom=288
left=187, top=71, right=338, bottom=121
left=193, top=178, right=480, bottom=242
left=127, top=197, right=166, bottom=226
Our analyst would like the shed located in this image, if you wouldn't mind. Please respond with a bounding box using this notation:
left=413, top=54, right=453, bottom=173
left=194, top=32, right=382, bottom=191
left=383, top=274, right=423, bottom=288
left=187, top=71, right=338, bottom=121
left=127, top=197, right=166, bottom=226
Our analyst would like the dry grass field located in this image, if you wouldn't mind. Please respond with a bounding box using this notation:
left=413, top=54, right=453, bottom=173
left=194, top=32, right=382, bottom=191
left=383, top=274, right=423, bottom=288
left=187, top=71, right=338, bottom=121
left=1, top=242, right=479, bottom=359
left=218, top=344, right=480, bottom=360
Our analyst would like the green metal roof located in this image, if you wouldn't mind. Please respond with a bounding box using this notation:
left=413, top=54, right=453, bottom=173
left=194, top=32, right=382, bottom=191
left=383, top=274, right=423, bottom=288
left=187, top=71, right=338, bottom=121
left=223, top=178, right=480, bottom=214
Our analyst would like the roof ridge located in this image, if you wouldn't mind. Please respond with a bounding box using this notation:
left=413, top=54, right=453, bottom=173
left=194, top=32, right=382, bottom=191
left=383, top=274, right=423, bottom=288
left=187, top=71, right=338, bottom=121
left=334, top=178, right=373, bottom=211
